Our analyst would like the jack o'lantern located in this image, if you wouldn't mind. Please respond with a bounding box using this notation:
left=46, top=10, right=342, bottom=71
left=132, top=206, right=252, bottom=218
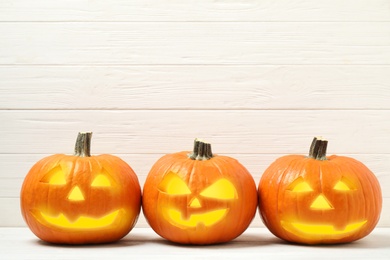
left=258, top=137, right=382, bottom=244
left=20, top=132, right=141, bottom=244
left=142, top=139, right=258, bottom=244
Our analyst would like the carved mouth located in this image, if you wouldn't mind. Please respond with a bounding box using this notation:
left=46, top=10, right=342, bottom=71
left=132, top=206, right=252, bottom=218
left=163, top=208, right=228, bottom=228
left=33, top=209, right=122, bottom=229
left=281, top=220, right=367, bottom=236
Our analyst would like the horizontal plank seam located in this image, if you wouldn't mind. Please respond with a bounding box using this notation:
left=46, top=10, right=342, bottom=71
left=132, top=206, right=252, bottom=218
left=1, top=64, right=390, bottom=67
left=1, top=21, right=390, bottom=23
left=1, top=108, right=389, bottom=111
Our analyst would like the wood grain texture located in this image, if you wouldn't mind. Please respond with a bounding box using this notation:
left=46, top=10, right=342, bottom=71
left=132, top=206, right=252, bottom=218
left=1, top=65, right=390, bottom=110
left=1, top=22, right=390, bottom=65
left=1, top=110, right=389, bottom=154
left=1, top=1, right=389, bottom=228
left=1, top=0, right=390, bottom=22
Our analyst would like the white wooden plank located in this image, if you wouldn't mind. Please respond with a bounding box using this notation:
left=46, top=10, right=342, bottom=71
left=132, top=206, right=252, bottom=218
left=1, top=22, right=389, bottom=65
left=1, top=110, right=389, bottom=154
left=2, top=153, right=389, bottom=198
left=1, top=65, right=390, bottom=110
left=1, top=198, right=24, bottom=227
left=4, top=198, right=389, bottom=227
left=0, top=0, right=389, bottom=22
left=1, top=0, right=389, bottom=233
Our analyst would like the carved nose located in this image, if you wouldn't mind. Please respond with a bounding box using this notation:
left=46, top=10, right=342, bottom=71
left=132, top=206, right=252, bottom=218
left=310, top=194, right=333, bottom=210
left=189, top=197, right=201, bottom=208
left=67, top=186, right=85, bottom=201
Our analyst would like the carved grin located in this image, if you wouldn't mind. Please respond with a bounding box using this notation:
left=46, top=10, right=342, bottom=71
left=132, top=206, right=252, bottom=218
left=33, top=209, right=122, bottom=229
left=281, top=220, right=367, bottom=236
left=163, top=208, right=228, bottom=228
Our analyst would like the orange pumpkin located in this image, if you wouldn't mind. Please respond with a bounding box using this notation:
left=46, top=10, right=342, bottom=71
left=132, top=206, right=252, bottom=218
left=142, top=139, right=258, bottom=244
left=258, top=137, right=382, bottom=244
left=20, top=132, right=141, bottom=244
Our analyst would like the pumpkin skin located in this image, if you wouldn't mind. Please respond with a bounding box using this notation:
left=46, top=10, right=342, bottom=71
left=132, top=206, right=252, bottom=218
left=20, top=132, right=141, bottom=244
left=143, top=139, right=258, bottom=245
left=258, top=137, right=382, bottom=245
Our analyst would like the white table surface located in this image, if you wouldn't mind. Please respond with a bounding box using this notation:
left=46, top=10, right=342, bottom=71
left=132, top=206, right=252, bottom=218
left=1, top=228, right=389, bottom=259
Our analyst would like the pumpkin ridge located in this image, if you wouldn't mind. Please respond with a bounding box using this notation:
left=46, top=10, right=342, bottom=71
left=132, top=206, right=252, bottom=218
left=350, top=159, right=381, bottom=231
left=143, top=139, right=257, bottom=244
left=258, top=137, right=382, bottom=244
left=20, top=132, right=141, bottom=244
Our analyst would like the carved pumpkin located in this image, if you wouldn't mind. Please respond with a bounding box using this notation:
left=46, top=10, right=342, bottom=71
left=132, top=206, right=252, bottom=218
left=258, top=137, right=382, bottom=244
left=142, top=139, right=258, bottom=244
left=20, top=132, right=141, bottom=244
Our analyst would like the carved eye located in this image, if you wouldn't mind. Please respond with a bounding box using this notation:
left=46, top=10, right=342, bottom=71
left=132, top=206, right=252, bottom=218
left=91, top=174, right=112, bottom=187
left=91, top=168, right=116, bottom=187
left=200, top=179, right=237, bottom=199
left=333, top=177, right=356, bottom=191
left=288, top=177, right=313, bottom=192
left=159, top=172, right=191, bottom=195
left=40, top=166, right=66, bottom=185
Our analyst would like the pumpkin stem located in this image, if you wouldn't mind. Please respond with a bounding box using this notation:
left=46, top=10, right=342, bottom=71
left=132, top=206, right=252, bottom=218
left=308, top=137, right=328, bottom=160
left=189, top=138, right=213, bottom=160
left=74, top=132, right=92, bottom=157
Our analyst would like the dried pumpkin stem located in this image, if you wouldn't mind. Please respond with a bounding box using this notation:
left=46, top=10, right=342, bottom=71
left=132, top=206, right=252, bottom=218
left=308, top=137, right=328, bottom=161
left=74, top=132, right=92, bottom=157
left=189, top=138, right=213, bottom=160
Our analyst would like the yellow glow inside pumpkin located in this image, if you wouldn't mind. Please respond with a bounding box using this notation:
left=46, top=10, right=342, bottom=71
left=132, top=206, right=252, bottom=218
left=91, top=174, right=112, bottom=187
left=288, top=178, right=313, bottom=192
left=165, top=208, right=228, bottom=228
left=200, top=179, right=237, bottom=199
left=39, top=209, right=121, bottom=229
left=159, top=173, right=191, bottom=195
left=40, top=166, right=66, bottom=185
left=280, top=175, right=369, bottom=238
left=282, top=220, right=367, bottom=235
left=291, top=182, right=313, bottom=192
left=67, top=186, right=85, bottom=201
left=189, top=198, right=202, bottom=208
left=310, top=194, right=333, bottom=210
left=158, top=172, right=238, bottom=228
left=334, top=178, right=356, bottom=191
left=33, top=165, right=131, bottom=231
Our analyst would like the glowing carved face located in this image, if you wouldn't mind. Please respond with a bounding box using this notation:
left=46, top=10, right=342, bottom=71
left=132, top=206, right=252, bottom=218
left=21, top=155, right=141, bottom=243
left=21, top=150, right=141, bottom=244
left=280, top=176, right=367, bottom=238
left=21, top=135, right=142, bottom=244
left=259, top=140, right=382, bottom=245
left=34, top=166, right=123, bottom=229
left=157, top=172, right=238, bottom=229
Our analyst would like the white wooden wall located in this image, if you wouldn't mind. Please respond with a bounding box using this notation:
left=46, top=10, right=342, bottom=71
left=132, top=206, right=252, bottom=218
left=1, top=1, right=389, bottom=228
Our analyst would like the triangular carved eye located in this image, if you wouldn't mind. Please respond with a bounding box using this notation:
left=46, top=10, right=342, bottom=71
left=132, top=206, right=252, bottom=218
left=158, top=172, right=192, bottom=195
left=91, top=168, right=116, bottom=187
left=91, top=174, right=111, bottom=187
left=40, top=166, right=66, bottom=185
left=200, top=179, right=237, bottom=200
left=334, top=177, right=356, bottom=191
left=288, top=177, right=313, bottom=192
